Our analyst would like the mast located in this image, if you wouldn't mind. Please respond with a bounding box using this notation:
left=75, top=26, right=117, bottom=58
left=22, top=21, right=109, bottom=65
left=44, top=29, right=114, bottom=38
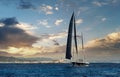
left=81, top=32, right=86, bottom=62
left=65, top=13, right=74, bottom=59
left=81, top=32, right=84, bottom=49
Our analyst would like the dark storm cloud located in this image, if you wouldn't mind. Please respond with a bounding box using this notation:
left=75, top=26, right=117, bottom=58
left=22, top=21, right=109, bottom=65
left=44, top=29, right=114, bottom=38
left=0, top=17, right=38, bottom=48
left=18, top=0, right=36, bottom=9
left=0, top=17, right=19, bottom=27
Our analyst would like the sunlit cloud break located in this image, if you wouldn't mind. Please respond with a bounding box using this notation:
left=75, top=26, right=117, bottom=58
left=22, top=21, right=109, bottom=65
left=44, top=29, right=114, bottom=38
left=86, top=32, right=120, bottom=51
left=76, top=19, right=83, bottom=25
left=16, top=22, right=37, bottom=35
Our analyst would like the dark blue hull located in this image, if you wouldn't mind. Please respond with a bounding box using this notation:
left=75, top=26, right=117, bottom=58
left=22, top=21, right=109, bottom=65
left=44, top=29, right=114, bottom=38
left=72, top=62, right=89, bottom=66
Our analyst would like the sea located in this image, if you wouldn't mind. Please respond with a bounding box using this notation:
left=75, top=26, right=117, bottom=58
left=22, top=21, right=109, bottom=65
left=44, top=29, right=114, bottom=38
left=0, top=63, right=120, bottom=77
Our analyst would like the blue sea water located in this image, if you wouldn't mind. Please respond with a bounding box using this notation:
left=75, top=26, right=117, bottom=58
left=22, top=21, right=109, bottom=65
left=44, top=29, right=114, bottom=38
left=0, top=63, right=120, bottom=77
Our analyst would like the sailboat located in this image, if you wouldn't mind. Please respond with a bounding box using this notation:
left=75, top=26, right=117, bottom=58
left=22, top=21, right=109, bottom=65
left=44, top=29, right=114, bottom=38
left=65, top=13, right=89, bottom=66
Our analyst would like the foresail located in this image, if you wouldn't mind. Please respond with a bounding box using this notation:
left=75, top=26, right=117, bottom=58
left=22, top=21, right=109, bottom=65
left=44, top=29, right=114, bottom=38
left=66, top=13, right=74, bottom=59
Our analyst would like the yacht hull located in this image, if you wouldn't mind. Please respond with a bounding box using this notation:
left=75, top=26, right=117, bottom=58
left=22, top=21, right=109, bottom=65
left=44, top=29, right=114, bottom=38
left=72, top=62, right=89, bottom=66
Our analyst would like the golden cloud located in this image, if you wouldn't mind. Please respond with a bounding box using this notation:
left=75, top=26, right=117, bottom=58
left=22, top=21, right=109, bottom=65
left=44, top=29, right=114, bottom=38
left=86, top=32, right=120, bottom=50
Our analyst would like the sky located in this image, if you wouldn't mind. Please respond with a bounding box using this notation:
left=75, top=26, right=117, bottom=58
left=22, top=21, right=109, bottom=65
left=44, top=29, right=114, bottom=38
left=0, top=0, right=120, bottom=62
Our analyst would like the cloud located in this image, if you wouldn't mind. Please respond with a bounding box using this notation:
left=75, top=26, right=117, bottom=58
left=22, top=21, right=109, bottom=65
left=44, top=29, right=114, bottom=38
left=86, top=32, right=120, bottom=51
left=38, top=20, right=51, bottom=28
left=0, top=17, right=38, bottom=49
left=92, top=1, right=109, bottom=7
left=55, top=7, right=58, bottom=10
left=74, top=32, right=120, bottom=62
left=33, top=32, right=67, bottom=47
left=39, top=20, right=48, bottom=26
left=92, top=0, right=119, bottom=7
left=55, top=19, right=63, bottom=26
left=42, top=32, right=67, bottom=40
left=0, top=46, right=42, bottom=57
left=40, top=32, right=67, bottom=43
left=18, top=0, right=36, bottom=10
left=77, top=7, right=89, bottom=15
left=1, top=32, right=119, bottom=59
left=16, top=22, right=37, bottom=35
left=0, top=49, right=23, bottom=57
left=33, top=45, right=66, bottom=57
left=2, top=44, right=64, bottom=57
left=0, top=23, right=4, bottom=27
left=52, top=40, right=60, bottom=46
left=0, top=17, right=19, bottom=26
left=40, top=4, right=53, bottom=15
left=76, top=19, right=83, bottom=25
left=101, top=17, right=107, bottom=21
left=0, top=45, right=65, bottom=57
left=92, top=1, right=103, bottom=7
left=0, top=51, right=19, bottom=57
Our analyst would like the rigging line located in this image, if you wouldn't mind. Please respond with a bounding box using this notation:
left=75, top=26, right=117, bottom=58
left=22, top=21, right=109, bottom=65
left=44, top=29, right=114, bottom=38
left=81, top=32, right=86, bottom=62
left=72, top=37, right=74, bottom=61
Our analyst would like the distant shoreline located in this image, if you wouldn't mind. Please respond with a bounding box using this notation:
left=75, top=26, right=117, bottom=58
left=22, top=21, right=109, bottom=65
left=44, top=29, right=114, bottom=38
left=0, top=62, right=120, bottom=64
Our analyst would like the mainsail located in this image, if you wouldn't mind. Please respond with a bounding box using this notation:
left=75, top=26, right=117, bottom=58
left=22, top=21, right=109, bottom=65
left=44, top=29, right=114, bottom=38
left=65, top=13, right=78, bottom=59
